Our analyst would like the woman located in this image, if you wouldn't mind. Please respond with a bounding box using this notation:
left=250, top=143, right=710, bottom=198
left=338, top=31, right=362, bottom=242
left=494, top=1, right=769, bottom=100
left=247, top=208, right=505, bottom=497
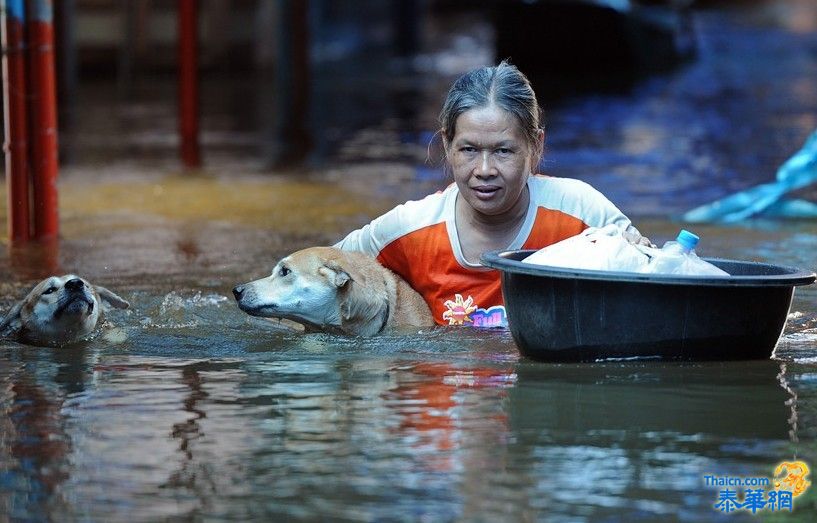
left=335, top=61, right=646, bottom=327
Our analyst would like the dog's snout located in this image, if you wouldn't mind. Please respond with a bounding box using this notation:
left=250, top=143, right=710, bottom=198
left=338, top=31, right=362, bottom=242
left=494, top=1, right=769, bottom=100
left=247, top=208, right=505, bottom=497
left=64, top=278, right=85, bottom=292
left=232, top=285, right=245, bottom=301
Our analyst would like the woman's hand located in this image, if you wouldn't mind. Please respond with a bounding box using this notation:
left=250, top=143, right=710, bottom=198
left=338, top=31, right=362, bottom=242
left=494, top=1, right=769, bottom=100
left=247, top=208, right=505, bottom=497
left=623, top=228, right=655, bottom=248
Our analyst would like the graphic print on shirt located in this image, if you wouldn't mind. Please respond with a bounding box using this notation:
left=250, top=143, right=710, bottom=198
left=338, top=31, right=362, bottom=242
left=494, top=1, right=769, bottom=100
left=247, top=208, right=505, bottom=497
left=442, top=294, right=508, bottom=328
left=442, top=294, right=477, bottom=325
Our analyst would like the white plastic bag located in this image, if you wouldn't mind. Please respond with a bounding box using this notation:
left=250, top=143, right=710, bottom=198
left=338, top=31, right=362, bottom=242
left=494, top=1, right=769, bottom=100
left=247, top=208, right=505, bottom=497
left=636, top=244, right=730, bottom=276
left=522, top=224, right=650, bottom=273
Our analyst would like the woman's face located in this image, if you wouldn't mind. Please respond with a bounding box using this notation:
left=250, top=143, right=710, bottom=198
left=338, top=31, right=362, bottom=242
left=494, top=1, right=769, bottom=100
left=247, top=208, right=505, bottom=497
left=446, top=105, right=542, bottom=219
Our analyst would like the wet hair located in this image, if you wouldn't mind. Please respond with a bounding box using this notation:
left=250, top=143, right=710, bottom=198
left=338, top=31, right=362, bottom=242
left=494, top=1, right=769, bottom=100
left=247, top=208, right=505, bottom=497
left=439, top=60, right=543, bottom=148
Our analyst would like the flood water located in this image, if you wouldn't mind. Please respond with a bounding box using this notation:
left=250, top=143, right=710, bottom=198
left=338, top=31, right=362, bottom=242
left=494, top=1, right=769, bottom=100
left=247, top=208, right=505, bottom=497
left=2, top=1, right=817, bottom=521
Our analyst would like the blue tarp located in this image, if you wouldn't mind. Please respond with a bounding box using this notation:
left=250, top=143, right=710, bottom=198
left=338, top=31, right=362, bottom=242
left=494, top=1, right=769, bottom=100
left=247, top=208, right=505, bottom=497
left=683, top=129, right=817, bottom=222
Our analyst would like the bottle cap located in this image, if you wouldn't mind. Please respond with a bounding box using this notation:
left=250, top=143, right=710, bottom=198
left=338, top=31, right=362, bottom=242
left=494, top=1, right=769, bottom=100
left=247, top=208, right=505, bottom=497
left=676, top=229, right=699, bottom=250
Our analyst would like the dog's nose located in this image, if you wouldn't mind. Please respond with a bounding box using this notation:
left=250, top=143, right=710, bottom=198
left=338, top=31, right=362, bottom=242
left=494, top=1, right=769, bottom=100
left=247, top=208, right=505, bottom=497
left=64, top=278, right=85, bottom=292
left=232, top=285, right=244, bottom=301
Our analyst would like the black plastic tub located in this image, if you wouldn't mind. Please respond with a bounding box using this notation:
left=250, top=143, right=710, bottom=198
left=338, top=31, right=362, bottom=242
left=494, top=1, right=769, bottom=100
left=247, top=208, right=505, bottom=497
left=481, top=250, right=817, bottom=362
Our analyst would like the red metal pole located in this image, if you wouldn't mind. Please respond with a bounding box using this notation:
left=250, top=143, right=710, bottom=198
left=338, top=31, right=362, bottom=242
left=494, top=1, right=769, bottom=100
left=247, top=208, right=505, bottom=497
left=2, top=0, right=31, bottom=242
left=26, top=0, right=59, bottom=239
left=178, top=0, right=200, bottom=168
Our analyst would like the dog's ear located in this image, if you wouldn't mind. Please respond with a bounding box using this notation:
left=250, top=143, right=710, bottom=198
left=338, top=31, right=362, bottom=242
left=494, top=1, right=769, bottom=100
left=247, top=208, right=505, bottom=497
left=319, top=260, right=351, bottom=288
left=0, top=301, right=24, bottom=338
left=94, top=286, right=130, bottom=310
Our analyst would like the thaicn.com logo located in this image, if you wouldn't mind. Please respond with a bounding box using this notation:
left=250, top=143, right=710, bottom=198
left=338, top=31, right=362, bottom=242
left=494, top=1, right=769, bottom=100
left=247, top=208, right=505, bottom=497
left=704, top=461, right=811, bottom=514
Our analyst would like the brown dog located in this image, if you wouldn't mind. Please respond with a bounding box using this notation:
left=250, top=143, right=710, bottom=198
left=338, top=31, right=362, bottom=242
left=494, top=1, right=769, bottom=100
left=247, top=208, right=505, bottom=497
left=0, top=275, right=130, bottom=347
left=233, top=247, right=433, bottom=336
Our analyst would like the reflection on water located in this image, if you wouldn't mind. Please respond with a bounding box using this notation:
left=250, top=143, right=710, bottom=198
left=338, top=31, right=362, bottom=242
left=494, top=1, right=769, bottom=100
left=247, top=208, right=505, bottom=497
left=2, top=330, right=815, bottom=521
left=509, top=361, right=797, bottom=519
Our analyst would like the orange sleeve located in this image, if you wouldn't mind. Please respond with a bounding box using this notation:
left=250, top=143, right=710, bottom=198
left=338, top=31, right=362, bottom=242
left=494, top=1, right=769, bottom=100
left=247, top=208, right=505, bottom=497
left=522, top=207, right=589, bottom=249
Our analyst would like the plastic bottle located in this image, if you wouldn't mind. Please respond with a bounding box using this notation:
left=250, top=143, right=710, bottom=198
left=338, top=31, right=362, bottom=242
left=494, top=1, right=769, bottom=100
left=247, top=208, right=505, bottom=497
left=639, top=230, right=729, bottom=276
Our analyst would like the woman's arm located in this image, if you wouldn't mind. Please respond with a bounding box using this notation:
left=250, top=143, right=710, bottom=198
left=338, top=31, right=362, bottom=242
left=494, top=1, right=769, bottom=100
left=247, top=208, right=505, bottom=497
left=333, top=203, right=408, bottom=257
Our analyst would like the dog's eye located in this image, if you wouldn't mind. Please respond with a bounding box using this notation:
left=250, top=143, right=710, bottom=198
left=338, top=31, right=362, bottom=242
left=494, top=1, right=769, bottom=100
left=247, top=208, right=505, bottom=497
left=279, top=266, right=291, bottom=277
left=42, top=286, right=58, bottom=295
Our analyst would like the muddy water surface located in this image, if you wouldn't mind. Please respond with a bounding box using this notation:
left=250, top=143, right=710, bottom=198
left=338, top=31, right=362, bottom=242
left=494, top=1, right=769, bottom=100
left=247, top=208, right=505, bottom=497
left=1, top=171, right=815, bottom=522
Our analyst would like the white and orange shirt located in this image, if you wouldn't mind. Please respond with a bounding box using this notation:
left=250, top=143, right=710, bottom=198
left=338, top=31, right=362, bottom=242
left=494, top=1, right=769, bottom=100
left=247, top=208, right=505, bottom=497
left=335, top=175, right=637, bottom=327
